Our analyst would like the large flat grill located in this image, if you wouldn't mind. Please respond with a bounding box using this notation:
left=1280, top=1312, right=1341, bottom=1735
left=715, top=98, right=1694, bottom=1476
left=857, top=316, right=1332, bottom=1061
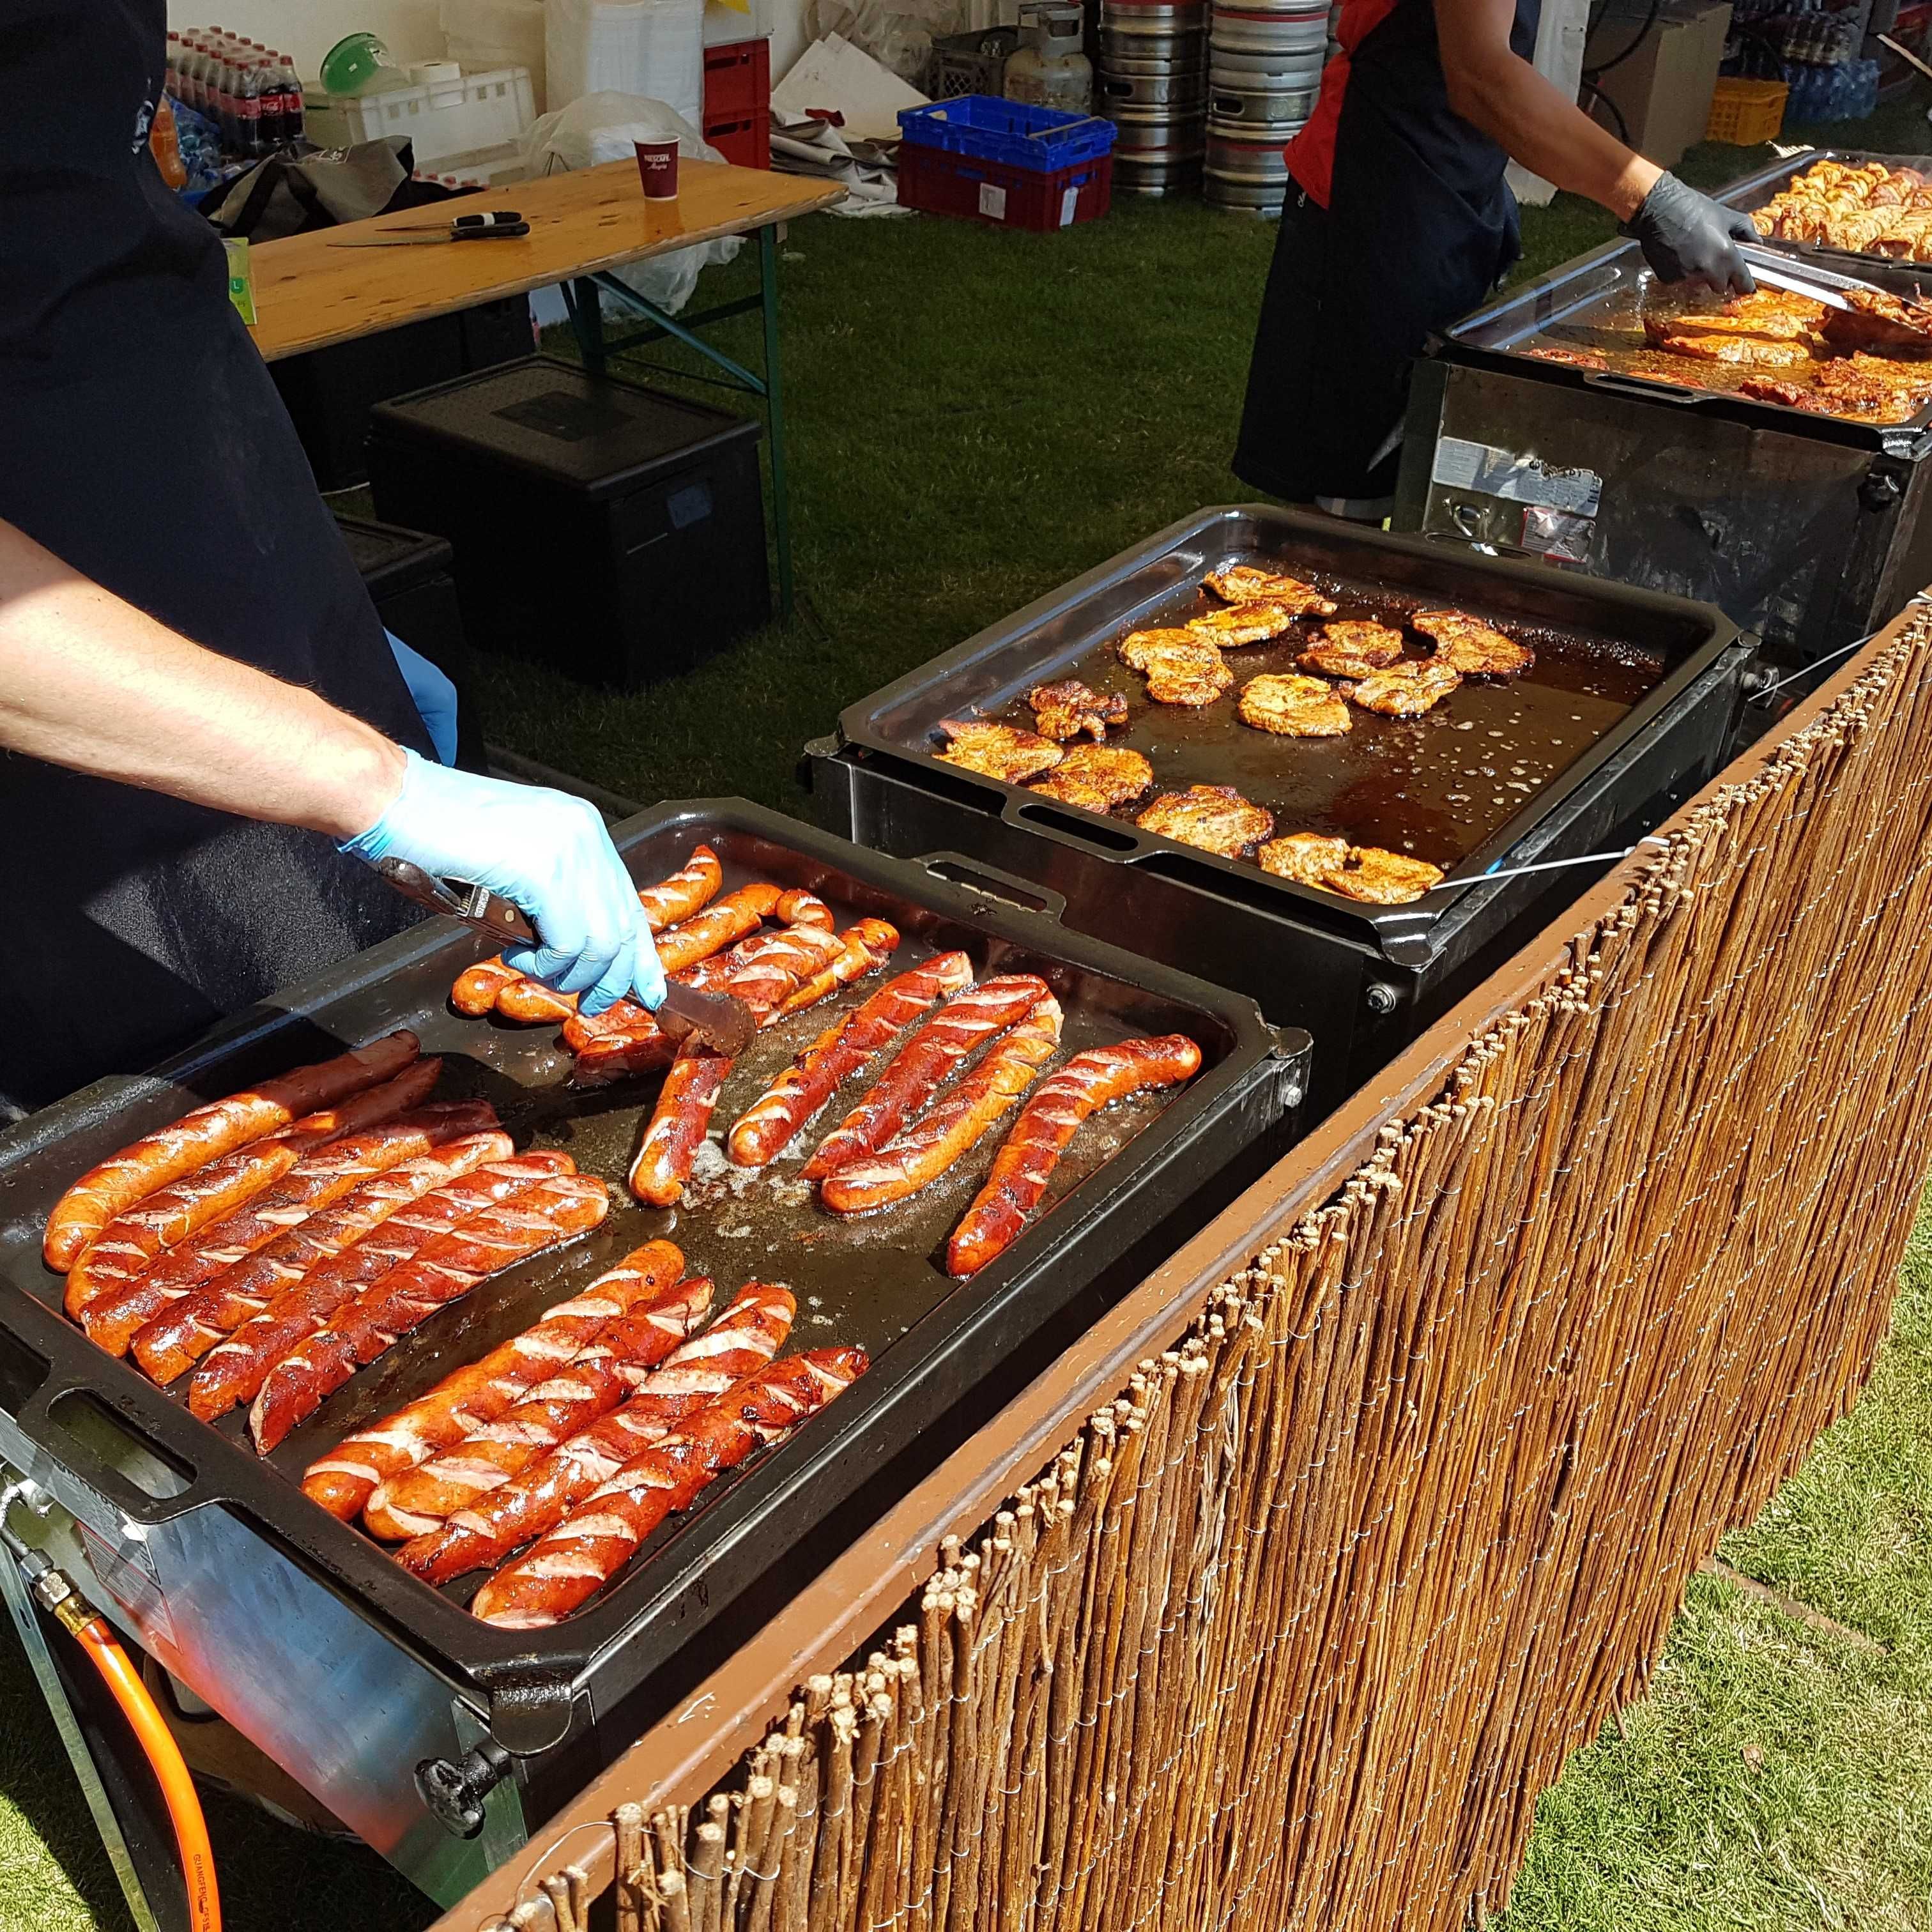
left=0, top=802, right=1304, bottom=1901
left=810, top=506, right=1747, bottom=1114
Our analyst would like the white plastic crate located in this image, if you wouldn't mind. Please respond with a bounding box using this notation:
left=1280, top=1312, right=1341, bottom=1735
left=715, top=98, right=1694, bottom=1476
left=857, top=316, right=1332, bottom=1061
left=302, top=65, right=537, bottom=167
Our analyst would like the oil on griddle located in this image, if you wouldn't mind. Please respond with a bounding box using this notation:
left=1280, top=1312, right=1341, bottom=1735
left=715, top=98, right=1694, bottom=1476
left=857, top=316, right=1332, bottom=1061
left=961, top=561, right=1663, bottom=878
left=259, top=855, right=1192, bottom=1554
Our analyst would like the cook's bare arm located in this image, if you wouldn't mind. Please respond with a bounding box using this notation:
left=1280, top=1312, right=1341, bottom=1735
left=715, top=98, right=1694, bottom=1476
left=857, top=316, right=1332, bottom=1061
left=0, top=516, right=405, bottom=840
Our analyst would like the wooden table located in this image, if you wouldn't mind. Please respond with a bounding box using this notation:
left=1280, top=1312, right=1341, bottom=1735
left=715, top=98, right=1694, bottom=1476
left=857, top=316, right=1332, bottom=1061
left=250, top=159, right=846, bottom=618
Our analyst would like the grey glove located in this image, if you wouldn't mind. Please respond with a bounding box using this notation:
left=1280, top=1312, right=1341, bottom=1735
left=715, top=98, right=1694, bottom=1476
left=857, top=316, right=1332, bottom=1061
left=1625, top=173, right=1758, bottom=296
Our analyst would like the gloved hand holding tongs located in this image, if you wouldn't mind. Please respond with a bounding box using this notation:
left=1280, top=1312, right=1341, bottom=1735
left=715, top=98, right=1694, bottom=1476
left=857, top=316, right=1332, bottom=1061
left=343, top=750, right=669, bottom=1018
left=1624, top=174, right=1762, bottom=296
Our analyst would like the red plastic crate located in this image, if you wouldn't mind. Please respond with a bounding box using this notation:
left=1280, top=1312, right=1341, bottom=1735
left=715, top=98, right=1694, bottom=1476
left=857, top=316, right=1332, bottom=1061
left=703, top=40, right=770, bottom=121
left=705, top=113, right=771, bottom=170
left=897, top=143, right=1112, bottom=230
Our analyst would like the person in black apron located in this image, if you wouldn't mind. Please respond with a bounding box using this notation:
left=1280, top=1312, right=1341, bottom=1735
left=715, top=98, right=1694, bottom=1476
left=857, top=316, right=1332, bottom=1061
left=1233, top=0, right=1761, bottom=516
left=0, top=0, right=664, bottom=1117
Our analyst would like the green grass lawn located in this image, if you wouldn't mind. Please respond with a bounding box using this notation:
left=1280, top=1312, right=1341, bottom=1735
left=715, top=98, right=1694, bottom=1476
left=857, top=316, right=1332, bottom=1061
left=5, top=92, right=1932, bottom=1930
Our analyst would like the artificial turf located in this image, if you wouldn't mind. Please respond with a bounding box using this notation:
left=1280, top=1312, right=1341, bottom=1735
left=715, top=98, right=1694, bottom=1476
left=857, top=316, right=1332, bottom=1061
left=4, top=91, right=1932, bottom=1932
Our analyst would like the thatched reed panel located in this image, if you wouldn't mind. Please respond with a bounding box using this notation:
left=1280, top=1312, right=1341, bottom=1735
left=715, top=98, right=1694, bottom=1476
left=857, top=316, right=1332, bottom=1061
left=470, top=611, right=1932, bottom=1932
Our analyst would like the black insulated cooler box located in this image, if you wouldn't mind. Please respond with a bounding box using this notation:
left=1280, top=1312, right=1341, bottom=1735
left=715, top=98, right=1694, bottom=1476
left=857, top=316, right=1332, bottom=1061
left=809, top=505, right=1752, bottom=1119
left=367, top=358, right=770, bottom=688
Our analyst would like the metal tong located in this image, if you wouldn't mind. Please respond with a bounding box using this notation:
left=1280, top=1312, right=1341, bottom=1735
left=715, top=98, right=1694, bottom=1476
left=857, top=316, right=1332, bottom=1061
left=1735, top=240, right=1878, bottom=312
left=378, top=858, right=756, bottom=1055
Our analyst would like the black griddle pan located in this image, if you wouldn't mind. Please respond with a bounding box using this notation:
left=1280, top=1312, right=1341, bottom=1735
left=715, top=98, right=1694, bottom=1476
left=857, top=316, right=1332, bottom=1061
left=0, top=802, right=1306, bottom=1751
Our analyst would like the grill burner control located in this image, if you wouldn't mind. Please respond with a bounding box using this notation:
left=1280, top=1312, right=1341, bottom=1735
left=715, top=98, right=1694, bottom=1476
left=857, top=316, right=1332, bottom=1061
left=416, top=1742, right=512, bottom=1839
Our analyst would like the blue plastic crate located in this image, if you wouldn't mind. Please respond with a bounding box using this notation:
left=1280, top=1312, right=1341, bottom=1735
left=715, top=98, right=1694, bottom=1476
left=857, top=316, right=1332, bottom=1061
left=897, top=94, right=1115, bottom=171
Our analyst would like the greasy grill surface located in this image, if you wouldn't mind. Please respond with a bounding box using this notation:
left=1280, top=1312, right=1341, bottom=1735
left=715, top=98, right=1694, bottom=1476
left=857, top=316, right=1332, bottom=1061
left=0, top=805, right=1285, bottom=1701
left=982, top=577, right=1657, bottom=873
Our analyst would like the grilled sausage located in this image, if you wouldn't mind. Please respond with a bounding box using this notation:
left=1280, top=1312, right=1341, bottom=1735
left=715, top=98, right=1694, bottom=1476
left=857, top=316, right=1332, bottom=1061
left=79, top=1070, right=463, bottom=1354
left=726, top=953, right=974, bottom=1169
left=775, top=888, right=835, bottom=930
left=358, top=1273, right=715, bottom=1540
left=399, top=1283, right=793, bottom=1584
left=303, top=1240, right=687, bottom=1524
left=451, top=958, right=523, bottom=1016
left=944, top=1035, right=1203, bottom=1276
left=188, top=1151, right=573, bottom=1422
left=802, top=976, right=1048, bottom=1181
left=626, top=1044, right=733, bottom=1208
left=63, top=1142, right=302, bottom=1319
left=459, top=848, right=727, bottom=1022
left=128, top=1130, right=513, bottom=1384
left=250, top=1173, right=610, bottom=1453
left=469, top=1349, right=866, bottom=1628
left=774, top=919, right=899, bottom=1018
left=44, top=1031, right=420, bottom=1273
left=714, top=924, right=847, bottom=1018
left=820, top=996, right=1063, bottom=1216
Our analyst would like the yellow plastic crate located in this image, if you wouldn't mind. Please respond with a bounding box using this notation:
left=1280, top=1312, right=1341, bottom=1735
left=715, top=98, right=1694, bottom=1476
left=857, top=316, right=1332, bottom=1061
left=1706, top=77, right=1788, bottom=145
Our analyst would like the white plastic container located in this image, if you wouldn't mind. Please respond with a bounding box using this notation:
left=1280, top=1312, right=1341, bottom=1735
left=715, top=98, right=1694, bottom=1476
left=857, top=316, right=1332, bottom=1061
left=546, top=0, right=705, bottom=126
left=303, top=64, right=539, bottom=167
left=704, top=0, right=773, bottom=45
left=442, top=0, right=549, bottom=109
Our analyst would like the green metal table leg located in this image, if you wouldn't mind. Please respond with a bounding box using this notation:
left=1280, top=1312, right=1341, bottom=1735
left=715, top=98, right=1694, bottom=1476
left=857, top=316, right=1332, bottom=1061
left=760, top=223, right=794, bottom=623
left=568, top=275, right=607, bottom=374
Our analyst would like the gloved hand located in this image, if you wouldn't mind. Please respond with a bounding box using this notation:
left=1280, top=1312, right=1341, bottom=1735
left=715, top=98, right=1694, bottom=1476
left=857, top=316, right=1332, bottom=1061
left=1624, top=174, right=1758, bottom=296
left=342, top=749, right=667, bottom=1016
left=385, top=631, right=460, bottom=767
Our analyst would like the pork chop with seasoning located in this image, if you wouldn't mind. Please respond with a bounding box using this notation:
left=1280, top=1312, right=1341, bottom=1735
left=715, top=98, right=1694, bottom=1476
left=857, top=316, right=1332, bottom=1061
left=1027, top=678, right=1129, bottom=742
left=1236, top=673, right=1352, bottom=737
left=1328, top=847, right=1445, bottom=905
left=934, top=721, right=1064, bottom=784
left=1203, top=566, right=1338, bottom=617
left=1409, top=608, right=1534, bottom=677
left=1118, top=629, right=1234, bottom=707
left=1346, top=659, right=1462, bottom=717
left=1135, top=785, right=1275, bottom=857
left=1257, top=832, right=1349, bottom=887
left=1186, top=601, right=1299, bottom=648
left=1027, top=744, right=1155, bottom=813
left=1298, top=620, right=1405, bottom=679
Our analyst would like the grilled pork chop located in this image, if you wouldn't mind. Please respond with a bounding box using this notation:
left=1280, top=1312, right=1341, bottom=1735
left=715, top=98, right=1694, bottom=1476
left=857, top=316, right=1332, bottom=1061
left=935, top=721, right=1064, bottom=784
left=1257, top=832, right=1349, bottom=887
left=1237, top=673, right=1352, bottom=738
left=1027, top=744, right=1154, bottom=813
left=1410, top=609, right=1534, bottom=677
left=1187, top=601, right=1299, bottom=647
left=1027, top=678, right=1129, bottom=742
left=1135, top=785, right=1275, bottom=858
left=1299, top=621, right=1404, bottom=679
left=1328, top=847, right=1445, bottom=905
left=1204, top=567, right=1338, bottom=617
left=1257, top=833, right=1443, bottom=904
left=1346, top=660, right=1461, bottom=717
left=1119, top=629, right=1233, bottom=707
left=1819, top=286, right=1932, bottom=355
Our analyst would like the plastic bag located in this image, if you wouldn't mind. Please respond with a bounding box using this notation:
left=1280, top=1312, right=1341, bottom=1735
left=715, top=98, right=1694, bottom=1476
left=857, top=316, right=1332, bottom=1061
left=802, top=0, right=962, bottom=84
left=519, top=92, right=741, bottom=315
left=546, top=0, right=703, bottom=125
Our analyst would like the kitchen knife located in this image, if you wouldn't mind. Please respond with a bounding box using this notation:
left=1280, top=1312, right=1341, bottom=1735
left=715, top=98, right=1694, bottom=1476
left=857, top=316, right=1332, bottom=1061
left=377, top=858, right=756, bottom=1055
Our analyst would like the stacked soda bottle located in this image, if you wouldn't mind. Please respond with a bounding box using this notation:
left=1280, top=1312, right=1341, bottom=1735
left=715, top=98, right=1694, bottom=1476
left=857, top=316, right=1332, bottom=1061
left=164, top=28, right=304, bottom=157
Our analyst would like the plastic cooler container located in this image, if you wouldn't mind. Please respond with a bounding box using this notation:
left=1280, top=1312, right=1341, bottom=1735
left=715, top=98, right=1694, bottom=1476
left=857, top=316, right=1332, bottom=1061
left=896, top=95, right=1116, bottom=229
left=441, top=0, right=548, bottom=110
left=302, top=63, right=536, bottom=169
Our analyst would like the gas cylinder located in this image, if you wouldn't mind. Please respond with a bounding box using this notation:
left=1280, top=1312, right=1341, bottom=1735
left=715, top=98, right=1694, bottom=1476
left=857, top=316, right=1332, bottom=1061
left=1003, top=1, right=1094, bottom=112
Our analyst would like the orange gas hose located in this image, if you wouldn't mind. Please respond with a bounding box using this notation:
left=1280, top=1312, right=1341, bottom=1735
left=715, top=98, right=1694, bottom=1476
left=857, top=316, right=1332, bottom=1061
left=61, top=1604, right=221, bottom=1932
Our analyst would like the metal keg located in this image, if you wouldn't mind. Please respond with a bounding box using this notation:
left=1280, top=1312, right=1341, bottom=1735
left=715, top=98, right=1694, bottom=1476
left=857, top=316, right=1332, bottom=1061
left=1207, top=47, right=1321, bottom=125
left=1100, top=66, right=1206, bottom=107
left=1204, top=120, right=1295, bottom=213
left=1098, top=0, right=1209, bottom=67
left=1114, top=149, right=1207, bottom=195
left=1107, top=103, right=1208, bottom=189
left=1207, top=5, right=1329, bottom=57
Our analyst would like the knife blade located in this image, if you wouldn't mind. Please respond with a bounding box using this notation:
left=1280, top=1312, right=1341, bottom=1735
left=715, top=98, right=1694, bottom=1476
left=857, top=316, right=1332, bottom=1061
left=376, top=858, right=756, bottom=1056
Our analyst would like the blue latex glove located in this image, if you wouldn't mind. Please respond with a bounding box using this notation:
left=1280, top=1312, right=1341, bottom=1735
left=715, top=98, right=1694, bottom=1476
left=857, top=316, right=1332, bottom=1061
left=386, top=631, right=460, bottom=767
left=342, top=749, right=667, bottom=1016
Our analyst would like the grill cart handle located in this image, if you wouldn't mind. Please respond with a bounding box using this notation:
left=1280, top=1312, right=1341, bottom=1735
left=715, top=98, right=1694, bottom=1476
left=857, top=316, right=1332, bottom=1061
left=916, top=851, right=1069, bottom=924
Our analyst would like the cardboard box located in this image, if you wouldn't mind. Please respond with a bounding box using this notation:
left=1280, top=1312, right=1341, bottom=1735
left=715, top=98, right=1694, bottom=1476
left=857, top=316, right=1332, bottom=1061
left=1583, top=0, right=1733, bottom=169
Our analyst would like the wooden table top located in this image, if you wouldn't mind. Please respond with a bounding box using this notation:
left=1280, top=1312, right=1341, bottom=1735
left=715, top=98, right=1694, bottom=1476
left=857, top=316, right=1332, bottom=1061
left=247, top=158, right=845, bottom=361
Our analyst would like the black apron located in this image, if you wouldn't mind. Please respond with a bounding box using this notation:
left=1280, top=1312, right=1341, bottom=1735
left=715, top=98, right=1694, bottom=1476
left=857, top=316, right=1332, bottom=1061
left=1233, top=0, right=1541, bottom=504
left=0, top=0, right=433, bottom=1117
